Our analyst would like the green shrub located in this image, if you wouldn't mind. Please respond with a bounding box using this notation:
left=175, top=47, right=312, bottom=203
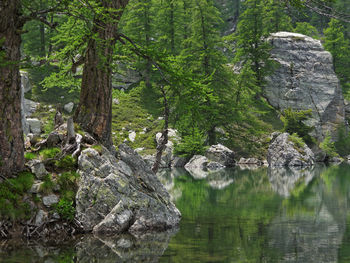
left=55, top=198, right=75, bottom=221
left=289, top=133, right=305, bottom=149
left=55, top=155, right=76, bottom=169
left=320, top=132, right=339, bottom=158
left=41, top=174, right=55, bottom=194
left=281, top=108, right=315, bottom=145
left=334, top=124, right=350, bottom=157
left=0, top=172, right=34, bottom=220
left=174, top=128, right=207, bottom=158
left=40, top=147, right=61, bottom=160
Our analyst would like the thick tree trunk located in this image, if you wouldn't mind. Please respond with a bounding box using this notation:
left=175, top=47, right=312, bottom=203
left=0, top=0, right=25, bottom=176
left=74, top=0, right=129, bottom=148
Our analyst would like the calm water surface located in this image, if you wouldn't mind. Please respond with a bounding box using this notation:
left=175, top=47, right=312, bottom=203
left=1, top=164, right=350, bottom=262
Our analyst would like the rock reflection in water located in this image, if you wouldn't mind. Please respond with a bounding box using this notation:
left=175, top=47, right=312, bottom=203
left=0, top=229, right=177, bottom=263
left=206, top=169, right=234, bottom=190
left=268, top=165, right=348, bottom=262
left=268, top=165, right=324, bottom=197
left=76, top=230, right=177, bottom=263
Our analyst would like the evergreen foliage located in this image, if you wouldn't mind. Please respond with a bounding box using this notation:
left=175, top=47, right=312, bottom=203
left=281, top=108, right=314, bottom=145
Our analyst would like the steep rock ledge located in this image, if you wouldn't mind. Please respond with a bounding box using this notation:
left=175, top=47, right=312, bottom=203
left=264, top=32, right=346, bottom=140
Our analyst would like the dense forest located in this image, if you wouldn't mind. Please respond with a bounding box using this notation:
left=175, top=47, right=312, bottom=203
left=1, top=0, right=350, bottom=176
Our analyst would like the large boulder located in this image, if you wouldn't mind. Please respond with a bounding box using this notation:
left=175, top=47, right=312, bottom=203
left=75, top=144, right=181, bottom=235
left=264, top=32, right=346, bottom=141
left=268, top=132, right=315, bottom=167
left=205, top=144, right=236, bottom=167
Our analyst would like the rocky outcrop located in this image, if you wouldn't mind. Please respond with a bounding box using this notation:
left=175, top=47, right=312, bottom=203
left=265, top=32, right=346, bottom=140
left=268, top=132, right=315, bottom=167
left=75, top=144, right=181, bottom=235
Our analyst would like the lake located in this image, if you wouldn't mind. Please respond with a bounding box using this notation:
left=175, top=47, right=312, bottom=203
left=1, top=164, right=350, bottom=262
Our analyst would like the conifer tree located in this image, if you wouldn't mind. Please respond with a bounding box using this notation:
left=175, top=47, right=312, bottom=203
left=324, top=19, right=350, bottom=97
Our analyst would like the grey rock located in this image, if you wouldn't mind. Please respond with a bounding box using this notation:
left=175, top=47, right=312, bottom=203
left=205, top=144, right=236, bottom=167
left=75, top=144, right=181, bottom=234
left=113, top=98, right=120, bottom=105
left=184, top=155, right=209, bottom=179
left=265, top=32, right=346, bottom=141
left=207, top=161, right=225, bottom=170
left=268, top=132, right=315, bottom=167
left=63, top=102, right=74, bottom=113
left=185, top=155, right=208, bottom=170
left=329, top=156, right=343, bottom=163
left=43, top=194, right=59, bottom=207
left=29, top=161, right=48, bottom=179
left=35, top=210, right=48, bottom=226
left=29, top=181, right=43, bottom=194
left=171, top=156, right=188, bottom=168
left=20, top=71, right=32, bottom=93
left=238, top=157, right=263, bottom=165
left=27, top=118, right=41, bottom=134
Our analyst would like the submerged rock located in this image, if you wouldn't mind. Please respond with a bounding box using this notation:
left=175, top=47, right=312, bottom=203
left=264, top=32, right=346, bottom=140
left=75, top=144, right=181, bottom=235
left=268, top=132, right=315, bottom=167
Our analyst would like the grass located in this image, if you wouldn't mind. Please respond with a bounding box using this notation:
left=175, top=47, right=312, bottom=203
left=111, top=84, right=163, bottom=153
left=0, top=171, right=34, bottom=220
left=24, top=152, right=38, bottom=160
left=39, top=147, right=61, bottom=160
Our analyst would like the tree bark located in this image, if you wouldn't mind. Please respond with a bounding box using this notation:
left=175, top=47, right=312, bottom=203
left=74, top=0, right=129, bottom=148
left=0, top=0, right=25, bottom=176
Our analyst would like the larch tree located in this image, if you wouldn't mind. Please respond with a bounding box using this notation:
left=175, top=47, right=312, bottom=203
left=0, top=0, right=62, bottom=177
left=74, top=0, right=130, bottom=149
left=0, top=0, right=25, bottom=177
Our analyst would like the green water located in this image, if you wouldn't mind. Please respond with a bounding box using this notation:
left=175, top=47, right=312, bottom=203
left=1, top=164, right=350, bottom=262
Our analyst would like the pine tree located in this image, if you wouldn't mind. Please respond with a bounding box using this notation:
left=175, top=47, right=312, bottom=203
left=263, top=0, right=293, bottom=34
left=233, top=0, right=272, bottom=87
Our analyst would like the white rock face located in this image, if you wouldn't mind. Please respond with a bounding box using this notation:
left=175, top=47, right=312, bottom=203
left=265, top=32, right=346, bottom=140
left=64, top=102, right=74, bottom=113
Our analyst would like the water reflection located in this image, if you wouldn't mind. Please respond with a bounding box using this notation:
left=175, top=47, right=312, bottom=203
left=268, top=164, right=350, bottom=263
left=2, top=165, right=350, bottom=262
left=0, top=229, right=177, bottom=263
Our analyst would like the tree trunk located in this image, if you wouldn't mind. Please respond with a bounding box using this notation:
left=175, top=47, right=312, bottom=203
left=0, top=0, right=25, bottom=177
left=74, top=0, right=129, bottom=148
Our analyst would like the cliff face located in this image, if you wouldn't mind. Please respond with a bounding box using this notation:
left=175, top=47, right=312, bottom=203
left=264, top=32, right=346, bottom=140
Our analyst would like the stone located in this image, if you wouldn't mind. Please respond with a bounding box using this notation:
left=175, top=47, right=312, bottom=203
left=27, top=118, right=41, bottom=134
left=35, top=210, right=48, bottom=226
left=264, top=32, right=346, bottom=141
left=29, top=181, right=43, bottom=194
left=128, top=130, right=136, bottom=142
left=172, top=156, right=188, bottom=168
left=329, top=156, right=343, bottom=163
left=185, top=155, right=209, bottom=170
left=75, top=144, right=181, bottom=234
left=238, top=157, right=263, bottom=165
left=205, top=144, right=236, bottom=167
left=64, top=102, right=74, bottom=113
left=207, top=161, right=225, bottom=170
left=29, top=161, right=48, bottom=179
left=20, top=71, right=32, bottom=93
left=43, top=194, right=59, bottom=207
left=113, top=98, right=120, bottom=105
left=267, top=132, right=315, bottom=167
